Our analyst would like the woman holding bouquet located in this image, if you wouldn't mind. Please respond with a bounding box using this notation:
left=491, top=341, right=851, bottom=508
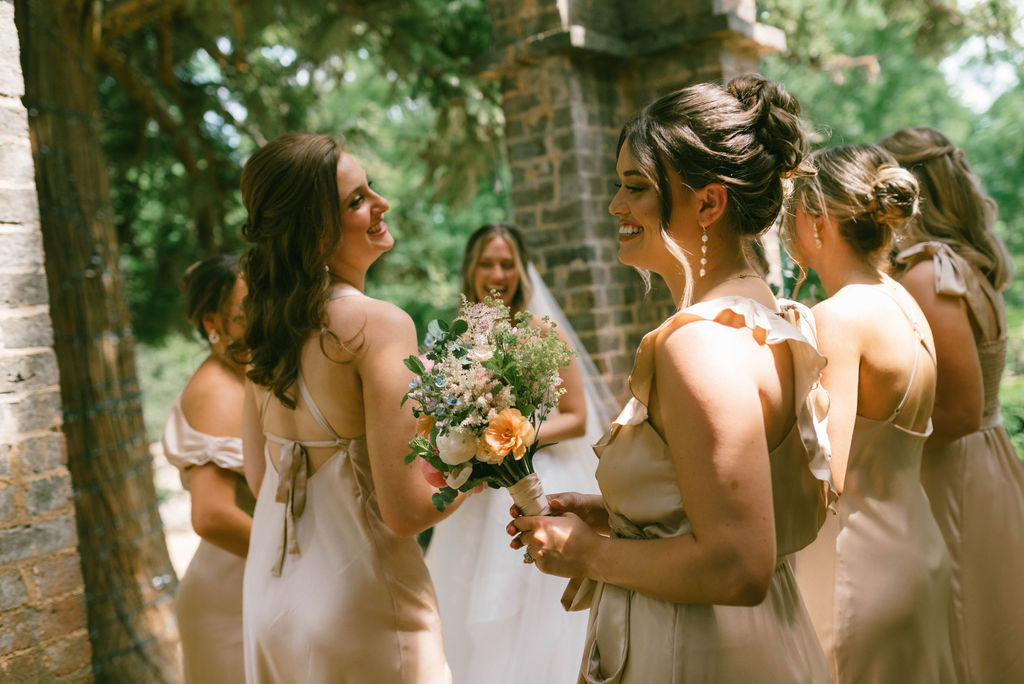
left=426, top=223, right=614, bottom=684
left=510, top=74, right=833, bottom=682
left=239, top=133, right=460, bottom=683
left=880, top=127, right=1024, bottom=683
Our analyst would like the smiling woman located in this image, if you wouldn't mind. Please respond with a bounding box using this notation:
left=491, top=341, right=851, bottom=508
left=510, top=74, right=834, bottom=683
left=237, top=133, right=462, bottom=682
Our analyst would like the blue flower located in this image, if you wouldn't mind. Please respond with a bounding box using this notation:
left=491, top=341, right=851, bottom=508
left=409, top=377, right=422, bottom=389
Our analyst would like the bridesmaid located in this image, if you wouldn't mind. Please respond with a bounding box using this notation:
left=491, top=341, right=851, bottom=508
left=426, top=223, right=611, bottom=684
left=238, top=133, right=461, bottom=683
left=880, top=126, right=1024, bottom=683
left=162, top=255, right=252, bottom=683
left=786, top=144, right=957, bottom=682
left=510, top=73, right=833, bottom=683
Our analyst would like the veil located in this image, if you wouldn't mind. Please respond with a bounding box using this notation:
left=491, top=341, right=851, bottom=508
left=526, top=263, right=620, bottom=428
left=425, top=263, right=618, bottom=683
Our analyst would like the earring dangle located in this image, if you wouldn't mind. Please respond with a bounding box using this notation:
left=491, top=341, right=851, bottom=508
left=699, top=224, right=709, bottom=277
left=208, top=330, right=221, bottom=345
left=813, top=226, right=822, bottom=249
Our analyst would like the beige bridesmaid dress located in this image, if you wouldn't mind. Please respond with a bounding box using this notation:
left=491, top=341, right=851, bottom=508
left=563, top=297, right=833, bottom=684
left=796, top=283, right=957, bottom=683
left=898, top=241, right=1024, bottom=682
left=163, top=395, right=254, bottom=684
left=242, top=286, right=451, bottom=684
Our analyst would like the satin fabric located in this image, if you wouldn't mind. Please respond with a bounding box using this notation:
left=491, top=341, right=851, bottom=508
left=162, top=395, right=250, bottom=684
left=242, top=285, right=451, bottom=684
left=898, top=241, right=1024, bottom=682
left=565, top=297, right=832, bottom=684
left=795, top=281, right=957, bottom=683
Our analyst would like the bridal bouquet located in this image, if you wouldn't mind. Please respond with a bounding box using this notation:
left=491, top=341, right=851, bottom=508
left=403, top=296, right=575, bottom=513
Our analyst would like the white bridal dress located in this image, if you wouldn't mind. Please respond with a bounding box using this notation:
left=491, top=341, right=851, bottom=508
left=426, top=266, right=616, bottom=684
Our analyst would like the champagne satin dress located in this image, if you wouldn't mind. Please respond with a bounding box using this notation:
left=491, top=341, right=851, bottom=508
left=795, top=283, right=957, bottom=683
left=563, top=297, right=833, bottom=684
left=163, top=396, right=253, bottom=684
left=242, top=285, right=451, bottom=684
left=898, top=241, right=1024, bottom=682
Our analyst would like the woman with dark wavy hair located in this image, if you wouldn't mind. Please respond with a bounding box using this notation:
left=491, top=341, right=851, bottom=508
left=786, top=144, right=956, bottom=683
left=510, top=74, right=832, bottom=683
left=163, top=254, right=251, bottom=683
left=238, top=133, right=459, bottom=683
left=881, top=126, right=1024, bottom=683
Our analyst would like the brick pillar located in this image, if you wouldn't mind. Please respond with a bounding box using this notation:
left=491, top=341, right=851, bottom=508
left=483, top=0, right=783, bottom=398
left=0, top=1, right=93, bottom=681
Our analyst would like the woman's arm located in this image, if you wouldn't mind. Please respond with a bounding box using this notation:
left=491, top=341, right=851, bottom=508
left=357, top=301, right=462, bottom=537
left=514, top=322, right=780, bottom=605
left=242, top=381, right=267, bottom=496
left=900, top=260, right=983, bottom=445
left=811, top=299, right=863, bottom=495
left=188, top=464, right=251, bottom=557
left=535, top=328, right=587, bottom=443
left=181, top=366, right=253, bottom=557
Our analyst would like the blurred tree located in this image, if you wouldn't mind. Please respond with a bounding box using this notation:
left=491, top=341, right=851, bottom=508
left=95, top=0, right=504, bottom=342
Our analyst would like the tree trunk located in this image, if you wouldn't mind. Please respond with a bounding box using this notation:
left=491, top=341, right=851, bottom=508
left=14, top=2, right=180, bottom=681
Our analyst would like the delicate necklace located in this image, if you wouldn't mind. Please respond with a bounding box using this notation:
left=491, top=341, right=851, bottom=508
left=718, top=272, right=762, bottom=284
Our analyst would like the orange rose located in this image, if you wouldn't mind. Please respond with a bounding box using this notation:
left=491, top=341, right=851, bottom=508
left=416, top=413, right=435, bottom=439
left=482, top=408, right=535, bottom=464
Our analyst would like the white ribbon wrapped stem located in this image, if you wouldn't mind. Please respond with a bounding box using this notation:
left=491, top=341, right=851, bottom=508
left=507, top=472, right=551, bottom=516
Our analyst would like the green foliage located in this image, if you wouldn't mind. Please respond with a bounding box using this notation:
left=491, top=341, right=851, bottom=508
left=98, top=0, right=504, bottom=344
left=1000, top=375, right=1024, bottom=461
left=135, top=335, right=207, bottom=442
left=761, top=0, right=1024, bottom=453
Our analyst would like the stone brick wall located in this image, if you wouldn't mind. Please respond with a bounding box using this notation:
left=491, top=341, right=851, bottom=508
left=0, top=1, right=93, bottom=681
left=484, top=0, right=782, bottom=400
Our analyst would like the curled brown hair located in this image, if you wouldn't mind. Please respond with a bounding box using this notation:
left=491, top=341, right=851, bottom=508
left=618, top=73, right=812, bottom=303
left=180, top=254, right=241, bottom=342
left=878, top=126, right=1012, bottom=290
left=789, top=144, right=919, bottom=264
left=460, top=223, right=534, bottom=315
left=240, top=133, right=344, bottom=408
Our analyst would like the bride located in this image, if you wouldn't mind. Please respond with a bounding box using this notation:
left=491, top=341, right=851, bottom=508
left=425, top=223, right=614, bottom=683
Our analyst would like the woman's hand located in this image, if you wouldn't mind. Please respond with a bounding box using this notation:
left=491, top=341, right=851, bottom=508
left=508, top=512, right=603, bottom=578
left=510, top=491, right=609, bottom=534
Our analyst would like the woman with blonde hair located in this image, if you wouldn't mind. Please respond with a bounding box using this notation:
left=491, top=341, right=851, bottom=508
left=239, top=133, right=461, bottom=682
left=881, top=126, right=1024, bottom=683
left=787, top=144, right=956, bottom=682
left=427, top=222, right=613, bottom=684
left=510, top=74, right=833, bottom=683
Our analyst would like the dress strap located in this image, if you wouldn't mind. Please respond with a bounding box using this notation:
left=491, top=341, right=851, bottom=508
left=297, top=371, right=344, bottom=440
left=849, top=283, right=935, bottom=423
left=261, top=371, right=350, bottom=576
left=329, top=282, right=363, bottom=301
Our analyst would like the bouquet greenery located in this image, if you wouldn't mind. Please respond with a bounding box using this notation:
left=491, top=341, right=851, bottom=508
left=403, top=296, right=575, bottom=512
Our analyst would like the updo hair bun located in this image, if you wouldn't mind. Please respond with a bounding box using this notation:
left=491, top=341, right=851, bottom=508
left=870, top=164, right=919, bottom=226
left=727, top=73, right=811, bottom=179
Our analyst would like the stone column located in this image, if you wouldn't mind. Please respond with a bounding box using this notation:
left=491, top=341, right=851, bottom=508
left=0, top=1, right=92, bottom=680
left=483, top=0, right=783, bottom=398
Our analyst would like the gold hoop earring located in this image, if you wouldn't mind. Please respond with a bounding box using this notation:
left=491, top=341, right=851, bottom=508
left=699, top=224, right=709, bottom=278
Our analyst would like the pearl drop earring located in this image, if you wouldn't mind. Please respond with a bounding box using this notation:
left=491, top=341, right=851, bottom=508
left=813, top=225, right=822, bottom=249
left=699, top=224, right=709, bottom=277
left=208, top=329, right=221, bottom=345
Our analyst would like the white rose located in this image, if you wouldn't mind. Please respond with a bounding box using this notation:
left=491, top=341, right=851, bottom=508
left=436, top=428, right=479, bottom=465
left=444, top=464, right=473, bottom=489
